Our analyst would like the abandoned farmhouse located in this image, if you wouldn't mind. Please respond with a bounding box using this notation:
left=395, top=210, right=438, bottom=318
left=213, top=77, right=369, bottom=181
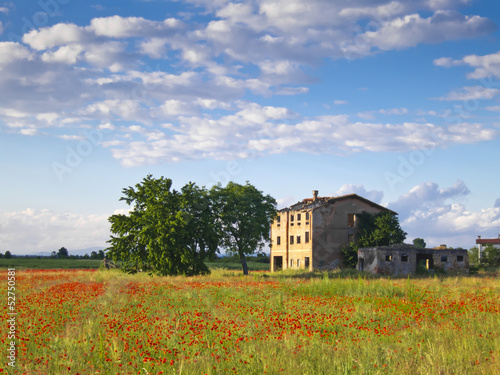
left=269, top=190, right=470, bottom=275
left=270, top=191, right=394, bottom=272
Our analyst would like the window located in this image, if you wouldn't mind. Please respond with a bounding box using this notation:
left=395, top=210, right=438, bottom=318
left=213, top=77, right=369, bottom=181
left=306, top=212, right=310, bottom=220
left=348, top=213, right=355, bottom=228
left=457, top=255, right=464, bottom=262
left=401, top=255, right=408, bottom=262
left=305, top=231, right=310, bottom=243
left=305, top=257, right=310, bottom=268
left=277, top=216, right=281, bottom=223
left=297, top=213, right=301, bottom=221
left=297, top=259, right=301, bottom=268
left=290, top=259, right=294, bottom=267
left=385, top=255, right=392, bottom=262
left=276, top=236, right=281, bottom=246
left=290, top=215, right=294, bottom=222
left=441, top=256, right=448, bottom=262
left=290, top=236, right=294, bottom=244
left=297, top=236, right=301, bottom=244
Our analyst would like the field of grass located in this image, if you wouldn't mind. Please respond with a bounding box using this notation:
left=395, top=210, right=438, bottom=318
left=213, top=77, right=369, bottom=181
left=0, top=257, right=270, bottom=271
left=0, top=258, right=103, bottom=269
left=2, top=269, right=499, bottom=374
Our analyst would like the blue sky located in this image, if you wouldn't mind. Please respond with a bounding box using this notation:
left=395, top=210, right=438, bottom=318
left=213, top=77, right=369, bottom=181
left=1, top=0, right=500, bottom=255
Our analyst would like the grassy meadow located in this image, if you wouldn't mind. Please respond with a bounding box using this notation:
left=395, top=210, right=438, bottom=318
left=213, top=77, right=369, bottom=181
left=2, top=268, right=499, bottom=374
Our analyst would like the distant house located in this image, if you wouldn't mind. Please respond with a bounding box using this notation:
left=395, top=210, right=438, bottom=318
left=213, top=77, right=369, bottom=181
left=476, top=235, right=500, bottom=260
left=357, top=245, right=469, bottom=276
left=270, top=191, right=395, bottom=272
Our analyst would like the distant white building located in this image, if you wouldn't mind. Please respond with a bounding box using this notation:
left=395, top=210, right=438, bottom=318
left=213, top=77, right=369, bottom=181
left=475, top=235, right=500, bottom=260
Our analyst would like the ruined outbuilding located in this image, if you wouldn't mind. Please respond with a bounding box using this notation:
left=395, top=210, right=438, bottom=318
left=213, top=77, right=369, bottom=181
left=270, top=191, right=395, bottom=271
left=357, top=245, right=469, bottom=276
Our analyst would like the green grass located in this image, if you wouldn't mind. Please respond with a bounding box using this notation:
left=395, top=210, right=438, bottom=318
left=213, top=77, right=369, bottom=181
left=0, top=258, right=103, bottom=269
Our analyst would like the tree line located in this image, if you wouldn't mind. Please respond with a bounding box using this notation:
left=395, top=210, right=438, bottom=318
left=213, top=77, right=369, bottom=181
left=106, top=175, right=277, bottom=276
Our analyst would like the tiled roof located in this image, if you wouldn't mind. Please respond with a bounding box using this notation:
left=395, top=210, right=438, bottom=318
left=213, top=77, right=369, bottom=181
left=476, top=238, right=500, bottom=244
left=281, top=193, right=397, bottom=214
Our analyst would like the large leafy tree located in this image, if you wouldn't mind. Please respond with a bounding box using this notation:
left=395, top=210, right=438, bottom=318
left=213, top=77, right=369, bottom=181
left=342, top=211, right=407, bottom=268
left=211, top=182, right=277, bottom=275
left=106, top=175, right=219, bottom=276
left=413, top=238, right=426, bottom=248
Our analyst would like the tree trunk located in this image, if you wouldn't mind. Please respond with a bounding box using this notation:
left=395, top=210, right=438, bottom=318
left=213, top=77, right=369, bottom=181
left=240, top=253, right=249, bottom=275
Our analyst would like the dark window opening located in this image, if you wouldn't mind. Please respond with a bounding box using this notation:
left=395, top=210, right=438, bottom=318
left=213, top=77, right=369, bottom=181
left=348, top=213, right=355, bottom=228
left=290, top=215, right=294, bottom=222
left=401, top=255, right=408, bottom=262
left=306, top=212, right=310, bottom=220
left=297, top=236, right=301, bottom=244
left=305, top=232, right=310, bottom=243
left=385, top=255, right=392, bottom=262
left=273, top=256, right=283, bottom=271
left=277, top=216, right=280, bottom=223
left=290, top=236, right=294, bottom=245
left=417, top=254, right=434, bottom=270
left=297, top=214, right=301, bottom=221
left=457, top=255, right=464, bottom=262
left=276, top=236, right=281, bottom=245
left=441, top=256, right=448, bottom=262
left=305, top=257, right=310, bottom=268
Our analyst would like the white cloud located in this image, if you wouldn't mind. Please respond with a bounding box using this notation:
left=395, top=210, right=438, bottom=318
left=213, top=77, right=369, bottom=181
left=23, top=23, right=86, bottom=50
left=335, top=184, right=384, bottom=204
left=435, top=51, right=500, bottom=79
left=0, top=209, right=110, bottom=253
left=88, top=16, right=182, bottom=38
left=388, top=180, right=500, bottom=248
left=435, top=86, right=500, bottom=101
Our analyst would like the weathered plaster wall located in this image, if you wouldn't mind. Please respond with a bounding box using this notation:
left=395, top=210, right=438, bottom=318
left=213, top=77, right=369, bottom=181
left=358, top=246, right=469, bottom=276
left=312, top=198, right=386, bottom=268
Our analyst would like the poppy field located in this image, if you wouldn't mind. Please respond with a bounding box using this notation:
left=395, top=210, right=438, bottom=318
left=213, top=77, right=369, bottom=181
left=2, top=269, right=499, bottom=374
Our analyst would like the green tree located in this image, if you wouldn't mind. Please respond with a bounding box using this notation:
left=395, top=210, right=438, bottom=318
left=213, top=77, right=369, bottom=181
left=97, top=250, right=105, bottom=260
left=106, top=175, right=219, bottom=276
left=342, top=211, right=407, bottom=268
left=4, top=251, right=12, bottom=259
left=468, top=247, right=479, bottom=264
left=481, top=244, right=500, bottom=267
left=413, top=238, right=426, bottom=248
left=211, top=181, right=277, bottom=275
left=57, top=247, right=69, bottom=258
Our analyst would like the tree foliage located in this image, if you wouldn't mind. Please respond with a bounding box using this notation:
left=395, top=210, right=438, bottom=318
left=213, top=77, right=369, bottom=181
left=4, top=251, right=12, bottom=259
left=106, top=175, right=219, bottom=276
left=57, top=247, right=69, bottom=258
left=481, top=244, right=500, bottom=268
left=211, top=182, right=277, bottom=275
left=342, top=211, right=407, bottom=268
left=413, top=238, right=426, bottom=248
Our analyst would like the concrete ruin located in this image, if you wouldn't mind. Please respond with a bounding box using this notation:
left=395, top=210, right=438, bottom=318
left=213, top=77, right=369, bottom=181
left=357, top=244, right=469, bottom=276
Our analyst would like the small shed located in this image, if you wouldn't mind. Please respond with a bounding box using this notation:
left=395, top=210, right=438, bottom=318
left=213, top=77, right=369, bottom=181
left=357, top=245, right=469, bottom=276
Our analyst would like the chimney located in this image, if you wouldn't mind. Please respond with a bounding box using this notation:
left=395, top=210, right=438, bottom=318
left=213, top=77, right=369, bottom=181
left=313, top=190, right=318, bottom=201
left=478, top=235, right=481, bottom=239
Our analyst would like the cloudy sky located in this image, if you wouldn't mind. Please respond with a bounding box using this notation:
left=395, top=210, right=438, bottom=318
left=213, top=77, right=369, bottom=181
left=1, top=0, right=500, bottom=255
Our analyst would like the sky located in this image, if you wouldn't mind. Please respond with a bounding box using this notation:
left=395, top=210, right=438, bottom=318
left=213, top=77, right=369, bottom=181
left=1, top=0, right=500, bottom=255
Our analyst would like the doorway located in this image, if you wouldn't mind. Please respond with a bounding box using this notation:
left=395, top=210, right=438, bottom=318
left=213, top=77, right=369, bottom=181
left=273, top=256, right=283, bottom=271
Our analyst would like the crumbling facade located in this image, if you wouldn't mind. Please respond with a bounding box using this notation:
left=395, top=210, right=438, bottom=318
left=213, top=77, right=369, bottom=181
left=270, top=191, right=394, bottom=272
left=357, top=245, right=469, bottom=276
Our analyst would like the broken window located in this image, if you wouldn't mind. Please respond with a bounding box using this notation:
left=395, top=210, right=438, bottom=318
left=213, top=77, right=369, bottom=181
left=290, top=236, right=294, bottom=244
left=276, top=236, right=281, bottom=246
left=385, top=255, right=392, bottom=262
left=457, top=255, right=464, bottom=262
left=401, top=255, right=408, bottom=262
left=305, top=231, right=310, bottom=243
left=348, top=213, right=355, bottom=228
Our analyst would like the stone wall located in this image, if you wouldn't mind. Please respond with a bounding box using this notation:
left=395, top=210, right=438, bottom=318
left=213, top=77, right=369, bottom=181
left=357, top=245, right=469, bottom=276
